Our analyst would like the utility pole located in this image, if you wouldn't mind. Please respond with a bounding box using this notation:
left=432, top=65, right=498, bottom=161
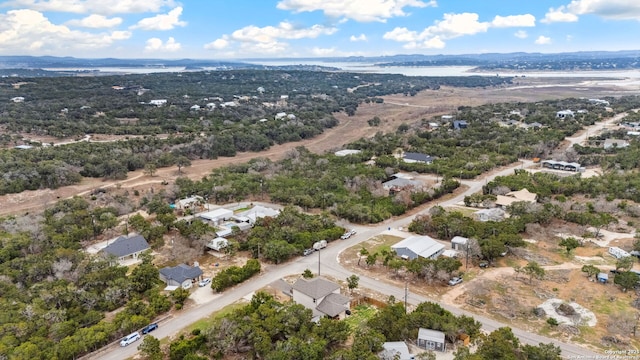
left=466, top=241, right=470, bottom=270
left=404, top=281, right=408, bottom=314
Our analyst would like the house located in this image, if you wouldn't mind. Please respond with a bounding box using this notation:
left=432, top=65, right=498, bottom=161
left=382, top=177, right=423, bottom=192
left=198, top=208, right=234, bottom=224
left=159, top=264, right=203, bottom=289
left=275, top=112, right=287, bottom=120
left=190, top=105, right=200, bottom=111
left=604, top=139, right=630, bottom=150
left=475, top=208, right=506, bottom=222
left=102, top=234, right=150, bottom=262
left=495, top=188, right=538, bottom=208
left=176, top=195, right=204, bottom=210
left=391, top=235, right=445, bottom=260
left=556, top=110, right=574, bottom=118
left=10, top=96, right=24, bottom=103
left=206, top=237, right=228, bottom=251
left=452, top=120, right=468, bottom=129
left=334, top=149, right=362, bottom=156
left=402, top=152, right=434, bottom=164
left=441, top=115, right=454, bottom=121
left=428, top=122, right=439, bottom=129
left=541, top=160, right=582, bottom=172
left=236, top=205, right=280, bottom=224
left=149, top=99, right=167, bottom=106
left=451, top=236, right=469, bottom=251
left=291, top=277, right=351, bottom=320
left=589, top=98, right=610, bottom=106
left=417, top=328, right=446, bottom=352
left=379, top=342, right=414, bottom=360
left=14, top=145, right=33, bottom=150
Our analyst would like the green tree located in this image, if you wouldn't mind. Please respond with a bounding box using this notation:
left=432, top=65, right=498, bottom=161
left=581, top=264, right=601, bottom=279
left=614, top=271, right=639, bottom=292
left=172, top=287, right=190, bottom=307
left=523, top=261, right=545, bottom=284
left=616, top=256, right=634, bottom=271
left=346, top=274, right=359, bottom=294
left=176, top=156, right=191, bottom=174
left=138, top=336, right=162, bottom=360
left=302, top=269, right=314, bottom=278
left=358, top=247, right=369, bottom=266
left=522, top=342, right=562, bottom=360
left=474, top=327, right=520, bottom=360
left=129, top=252, right=159, bottom=293
left=144, top=163, right=157, bottom=177
left=559, top=237, right=580, bottom=255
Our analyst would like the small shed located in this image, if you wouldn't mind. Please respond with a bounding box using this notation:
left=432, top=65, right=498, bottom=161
left=417, top=328, right=446, bottom=352
left=597, top=272, right=608, bottom=283
left=451, top=236, right=469, bottom=251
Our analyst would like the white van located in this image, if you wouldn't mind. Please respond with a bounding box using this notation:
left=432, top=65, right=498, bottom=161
left=120, top=331, right=141, bottom=347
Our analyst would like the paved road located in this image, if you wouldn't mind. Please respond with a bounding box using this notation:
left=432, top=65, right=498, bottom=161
left=91, top=112, right=630, bottom=360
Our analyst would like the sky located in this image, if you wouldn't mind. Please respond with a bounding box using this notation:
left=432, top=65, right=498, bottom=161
left=0, top=0, right=639, bottom=60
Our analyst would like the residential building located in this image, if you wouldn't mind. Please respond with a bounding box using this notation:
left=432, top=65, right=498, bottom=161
left=603, top=139, right=630, bottom=150
left=391, top=235, right=445, bottom=260
left=198, top=208, right=233, bottom=224
left=176, top=195, right=204, bottom=210
left=10, top=96, right=24, bottom=103
left=291, top=277, right=351, bottom=320
left=475, top=208, right=506, bottom=222
left=379, top=342, right=414, bottom=360
left=541, top=160, right=583, bottom=172
left=556, top=110, right=574, bottom=118
left=451, top=236, right=469, bottom=251
left=206, top=237, right=228, bottom=251
left=452, top=120, right=468, bottom=129
left=417, top=328, right=446, bottom=352
left=149, top=99, right=167, bottom=106
left=495, top=188, right=538, bottom=208
left=235, top=205, right=280, bottom=224
left=402, top=152, right=434, bottom=164
left=334, top=149, right=362, bottom=156
left=102, top=234, right=150, bottom=262
left=159, top=264, right=203, bottom=289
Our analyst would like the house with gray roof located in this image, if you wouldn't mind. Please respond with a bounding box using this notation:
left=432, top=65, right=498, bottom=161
left=159, top=264, right=203, bottom=290
left=391, top=235, right=445, bottom=260
left=417, top=328, right=446, bottom=352
left=102, top=234, right=150, bottom=262
left=402, top=152, right=434, bottom=164
left=379, top=342, right=414, bottom=360
left=292, top=277, right=351, bottom=320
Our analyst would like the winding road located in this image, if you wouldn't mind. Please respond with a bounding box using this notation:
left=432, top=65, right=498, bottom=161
left=87, top=111, right=632, bottom=360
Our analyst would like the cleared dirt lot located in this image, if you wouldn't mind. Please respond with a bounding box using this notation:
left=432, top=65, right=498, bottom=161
left=2, top=76, right=637, bottom=217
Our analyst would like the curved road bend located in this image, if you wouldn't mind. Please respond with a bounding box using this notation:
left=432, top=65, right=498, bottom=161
left=91, top=111, right=632, bottom=360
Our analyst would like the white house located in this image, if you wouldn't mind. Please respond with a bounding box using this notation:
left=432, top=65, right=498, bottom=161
left=556, top=110, right=574, bottom=118
left=190, top=105, right=201, bottom=111
left=391, top=235, right=445, bottom=260
left=379, top=342, right=414, bottom=360
left=10, top=96, right=24, bottom=103
left=291, top=277, right=350, bottom=321
left=176, top=195, right=203, bottom=210
left=275, top=112, right=287, bottom=120
left=604, top=139, right=630, bottom=150
left=199, top=208, right=233, bottom=224
left=475, top=208, right=506, bottom=222
left=417, top=328, right=446, bottom=352
left=334, top=149, right=362, bottom=156
left=609, top=247, right=630, bottom=259
left=236, top=205, right=280, bottom=224
left=451, top=236, right=469, bottom=251
left=206, top=237, right=229, bottom=251
left=149, top=99, right=167, bottom=106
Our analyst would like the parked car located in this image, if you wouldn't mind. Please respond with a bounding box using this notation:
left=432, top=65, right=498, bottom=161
left=198, top=278, right=211, bottom=287
left=479, top=261, right=489, bottom=268
left=142, top=323, right=158, bottom=334
left=340, top=232, right=351, bottom=240
left=349, top=229, right=356, bottom=236
left=120, top=331, right=141, bottom=346
left=448, top=277, right=463, bottom=286
left=303, top=248, right=314, bottom=256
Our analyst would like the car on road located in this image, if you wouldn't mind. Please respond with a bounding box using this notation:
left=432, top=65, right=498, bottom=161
left=340, top=232, right=351, bottom=240
left=198, top=278, right=211, bottom=287
left=479, top=261, right=489, bottom=268
left=448, top=277, right=463, bottom=286
left=349, top=229, right=356, bottom=236
left=142, top=323, right=158, bottom=334
left=120, top=331, right=141, bottom=347
left=303, top=248, right=314, bottom=256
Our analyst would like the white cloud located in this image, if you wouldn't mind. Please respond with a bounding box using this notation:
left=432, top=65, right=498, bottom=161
left=276, top=0, right=435, bottom=22
left=66, top=14, right=122, bottom=28
left=491, top=14, right=535, bottom=28
left=0, top=9, right=131, bottom=54
left=144, top=36, right=181, bottom=52
left=542, top=6, right=579, bottom=23
left=566, top=0, right=640, bottom=20
left=514, top=30, right=528, bottom=39
left=535, top=35, right=552, bottom=45
left=311, top=47, right=335, bottom=56
left=384, top=12, right=542, bottom=49
left=228, top=21, right=336, bottom=43
left=130, top=6, right=186, bottom=31
left=350, top=34, right=367, bottom=41
left=3, top=0, right=175, bottom=15
left=204, top=37, right=229, bottom=50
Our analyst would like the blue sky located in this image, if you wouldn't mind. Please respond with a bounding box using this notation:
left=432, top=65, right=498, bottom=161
left=0, top=0, right=639, bottom=59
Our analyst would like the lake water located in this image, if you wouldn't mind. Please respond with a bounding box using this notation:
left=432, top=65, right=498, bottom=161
left=43, top=61, right=640, bottom=79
